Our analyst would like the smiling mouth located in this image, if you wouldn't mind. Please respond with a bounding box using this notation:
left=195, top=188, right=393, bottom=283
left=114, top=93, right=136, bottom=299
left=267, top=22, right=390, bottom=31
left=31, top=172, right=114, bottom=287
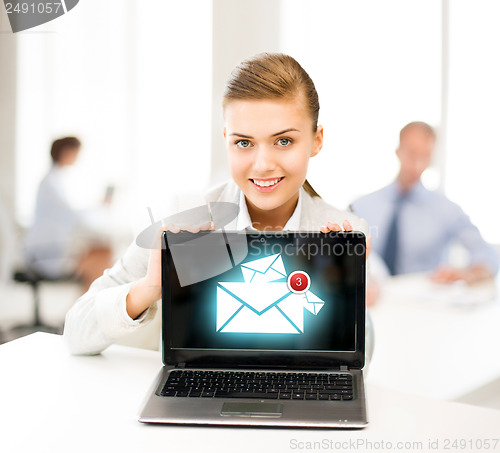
left=250, top=177, right=284, bottom=188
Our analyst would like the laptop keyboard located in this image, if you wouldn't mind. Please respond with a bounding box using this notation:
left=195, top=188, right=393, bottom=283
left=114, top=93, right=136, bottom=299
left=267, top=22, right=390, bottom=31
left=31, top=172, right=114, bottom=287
left=159, top=370, right=354, bottom=401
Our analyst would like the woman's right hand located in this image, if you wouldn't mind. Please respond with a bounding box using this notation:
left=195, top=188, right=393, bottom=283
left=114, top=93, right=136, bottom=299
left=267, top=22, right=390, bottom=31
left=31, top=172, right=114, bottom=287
left=125, top=221, right=214, bottom=320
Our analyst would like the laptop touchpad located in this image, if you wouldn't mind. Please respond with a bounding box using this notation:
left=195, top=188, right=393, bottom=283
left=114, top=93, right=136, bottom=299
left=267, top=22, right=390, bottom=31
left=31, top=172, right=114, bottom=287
left=221, top=402, right=283, bottom=418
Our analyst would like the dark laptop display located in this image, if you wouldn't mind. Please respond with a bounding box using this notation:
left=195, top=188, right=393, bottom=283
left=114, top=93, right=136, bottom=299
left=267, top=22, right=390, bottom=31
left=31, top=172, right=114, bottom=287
left=162, top=231, right=366, bottom=369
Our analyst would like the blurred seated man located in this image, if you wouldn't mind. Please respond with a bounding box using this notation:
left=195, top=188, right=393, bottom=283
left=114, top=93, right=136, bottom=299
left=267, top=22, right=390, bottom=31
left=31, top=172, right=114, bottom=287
left=351, top=122, right=499, bottom=284
left=24, top=137, right=113, bottom=291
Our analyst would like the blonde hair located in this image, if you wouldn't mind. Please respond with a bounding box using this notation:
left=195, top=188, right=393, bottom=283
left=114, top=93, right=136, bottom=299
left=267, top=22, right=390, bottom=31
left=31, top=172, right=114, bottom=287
left=222, top=52, right=321, bottom=198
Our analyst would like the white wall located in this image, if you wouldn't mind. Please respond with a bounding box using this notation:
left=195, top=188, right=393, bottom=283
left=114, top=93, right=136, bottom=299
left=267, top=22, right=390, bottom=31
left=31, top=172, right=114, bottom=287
left=0, top=8, right=18, bottom=281
left=13, top=0, right=212, bottom=236
left=445, top=0, right=500, bottom=243
left=280, top=0, right=442, bottom=210
left=0, top=7, right=17, bottom=217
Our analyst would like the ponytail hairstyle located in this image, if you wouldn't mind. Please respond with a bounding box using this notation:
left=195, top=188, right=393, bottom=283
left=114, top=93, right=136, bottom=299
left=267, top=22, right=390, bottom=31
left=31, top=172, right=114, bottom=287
left=222, top=52, right=321, bottom=198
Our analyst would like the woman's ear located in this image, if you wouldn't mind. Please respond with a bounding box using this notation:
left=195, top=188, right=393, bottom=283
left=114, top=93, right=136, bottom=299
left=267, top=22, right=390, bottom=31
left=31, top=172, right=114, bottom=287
left=311, top=125, right=324, bottom=157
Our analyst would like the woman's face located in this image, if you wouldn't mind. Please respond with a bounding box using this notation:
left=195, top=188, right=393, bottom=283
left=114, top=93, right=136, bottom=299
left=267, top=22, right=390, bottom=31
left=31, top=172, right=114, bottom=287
left=224, top=96, right=323, bottom=213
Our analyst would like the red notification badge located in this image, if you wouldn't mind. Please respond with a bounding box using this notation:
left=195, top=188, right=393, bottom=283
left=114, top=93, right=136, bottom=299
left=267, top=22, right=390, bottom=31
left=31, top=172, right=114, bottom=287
left=287, top=271, right=311, bottom=294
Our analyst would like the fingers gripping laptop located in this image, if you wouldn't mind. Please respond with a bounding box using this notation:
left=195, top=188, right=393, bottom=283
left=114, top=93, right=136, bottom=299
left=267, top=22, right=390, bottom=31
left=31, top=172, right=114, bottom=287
left=138, top=230, right=368, bottom=428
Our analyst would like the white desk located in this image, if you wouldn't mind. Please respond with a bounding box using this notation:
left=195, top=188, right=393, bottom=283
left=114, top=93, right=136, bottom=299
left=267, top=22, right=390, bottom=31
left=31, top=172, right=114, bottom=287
left=1, top=333, right=499, bottom=453
left=368, top=274, right=500, bottom=400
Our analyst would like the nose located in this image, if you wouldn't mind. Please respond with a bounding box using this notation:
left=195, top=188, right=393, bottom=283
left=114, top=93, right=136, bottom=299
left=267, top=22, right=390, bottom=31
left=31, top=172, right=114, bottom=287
left=252, top=146, right=277, bottom=174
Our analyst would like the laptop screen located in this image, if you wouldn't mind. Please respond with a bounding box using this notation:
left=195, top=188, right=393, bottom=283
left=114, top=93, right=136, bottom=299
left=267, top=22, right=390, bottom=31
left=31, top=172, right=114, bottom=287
left=162, top=231, right=365, bottom=369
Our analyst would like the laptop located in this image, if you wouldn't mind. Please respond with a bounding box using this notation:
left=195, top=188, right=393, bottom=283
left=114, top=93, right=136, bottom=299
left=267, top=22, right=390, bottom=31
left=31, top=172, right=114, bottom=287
left=138, top=230, right=368, bottom=428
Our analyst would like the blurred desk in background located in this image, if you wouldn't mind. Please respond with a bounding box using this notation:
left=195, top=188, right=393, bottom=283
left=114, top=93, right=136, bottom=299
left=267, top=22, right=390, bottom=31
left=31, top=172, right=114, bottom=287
left=368, top=273, right=500, bottom=402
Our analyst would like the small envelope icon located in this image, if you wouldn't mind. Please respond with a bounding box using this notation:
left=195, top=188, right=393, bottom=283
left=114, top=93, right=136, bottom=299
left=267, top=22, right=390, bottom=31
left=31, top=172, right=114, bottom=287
left=303, top=291, right=325, bottom=315
left=216, top=254, right=325, bottom=334
left=240, top=253, right=287, bottom=283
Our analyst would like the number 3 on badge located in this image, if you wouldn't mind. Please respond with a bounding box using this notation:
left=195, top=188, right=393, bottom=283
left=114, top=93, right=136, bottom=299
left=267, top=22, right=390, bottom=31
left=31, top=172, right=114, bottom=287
left=287, top=271, right=311, bottom=294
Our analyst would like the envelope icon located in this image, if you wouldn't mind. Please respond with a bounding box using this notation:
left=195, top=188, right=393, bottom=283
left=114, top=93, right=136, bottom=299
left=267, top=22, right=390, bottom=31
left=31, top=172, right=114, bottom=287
left=216, top=254, right=325, bottom=334
left=240, top=253, right=287, bottom=283
left=303, top=291, right=325, bottom=315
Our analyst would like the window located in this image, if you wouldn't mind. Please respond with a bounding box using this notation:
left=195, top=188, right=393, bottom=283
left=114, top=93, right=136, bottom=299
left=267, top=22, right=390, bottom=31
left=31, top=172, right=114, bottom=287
left=280, top=0, right=442, bottom=210
left=445, top=0, right=500, bottom=243
left=15, top=0, right=212, bottom=234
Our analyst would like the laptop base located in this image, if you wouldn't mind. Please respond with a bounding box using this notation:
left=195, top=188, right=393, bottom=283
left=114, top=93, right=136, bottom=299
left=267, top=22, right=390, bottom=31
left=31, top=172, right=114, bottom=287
left=138, top=367, right=368, bottom=428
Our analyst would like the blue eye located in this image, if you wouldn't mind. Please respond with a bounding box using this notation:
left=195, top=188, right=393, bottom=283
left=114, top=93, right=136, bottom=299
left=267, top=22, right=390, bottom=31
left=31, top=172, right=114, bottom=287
left=236, top=140, right=252, bottom=149
left=277, top=138, right=292, bottom=146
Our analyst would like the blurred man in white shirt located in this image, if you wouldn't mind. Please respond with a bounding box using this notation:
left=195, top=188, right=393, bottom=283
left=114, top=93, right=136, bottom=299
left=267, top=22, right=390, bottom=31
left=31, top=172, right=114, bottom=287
left=24, top=137, right=113, bottom=290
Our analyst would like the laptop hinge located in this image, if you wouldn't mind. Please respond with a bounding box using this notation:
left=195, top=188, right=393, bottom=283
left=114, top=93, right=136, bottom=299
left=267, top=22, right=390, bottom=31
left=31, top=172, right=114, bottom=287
left=340, top=365, right=349, bottom=371
left=176, top=362, right=186, bottom=369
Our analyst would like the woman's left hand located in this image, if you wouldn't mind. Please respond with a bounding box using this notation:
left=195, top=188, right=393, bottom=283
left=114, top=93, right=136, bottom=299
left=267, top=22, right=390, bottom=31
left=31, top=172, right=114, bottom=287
left=321, top=219, right=376, bottom=305
left=320, top=219, right=371, bottom=259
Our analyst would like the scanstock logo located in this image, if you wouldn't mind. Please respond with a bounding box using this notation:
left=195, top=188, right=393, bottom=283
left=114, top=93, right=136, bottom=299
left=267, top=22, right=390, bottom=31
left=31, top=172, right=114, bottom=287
left=3, top=1, right=79, bottom=33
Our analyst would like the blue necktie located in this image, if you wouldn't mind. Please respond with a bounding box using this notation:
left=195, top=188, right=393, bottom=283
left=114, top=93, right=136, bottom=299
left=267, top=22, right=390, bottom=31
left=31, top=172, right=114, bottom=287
left=382, top=193, right=407, bottom=275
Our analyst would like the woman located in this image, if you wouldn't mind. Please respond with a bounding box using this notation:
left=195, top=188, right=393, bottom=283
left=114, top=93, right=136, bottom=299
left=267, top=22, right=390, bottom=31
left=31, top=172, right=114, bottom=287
left=64, top=53, right=374, bottom=359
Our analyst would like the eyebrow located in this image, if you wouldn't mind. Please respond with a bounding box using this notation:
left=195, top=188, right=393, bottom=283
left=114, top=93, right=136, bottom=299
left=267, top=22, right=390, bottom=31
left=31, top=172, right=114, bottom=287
left=229, top=128, right=301, bottom=139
